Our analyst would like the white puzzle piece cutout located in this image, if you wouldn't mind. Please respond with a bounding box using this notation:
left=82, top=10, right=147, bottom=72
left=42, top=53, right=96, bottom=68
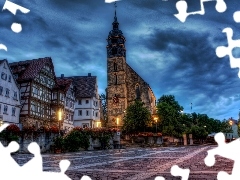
left=174, top=0, right=227, bottom=22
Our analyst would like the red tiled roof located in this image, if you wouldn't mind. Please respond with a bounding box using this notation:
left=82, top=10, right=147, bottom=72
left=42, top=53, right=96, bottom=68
left=70, top=76, right=97, bottom=98
left=9, top=57, right=54, bottom=81
left=56, top=78, right=73, bottom=93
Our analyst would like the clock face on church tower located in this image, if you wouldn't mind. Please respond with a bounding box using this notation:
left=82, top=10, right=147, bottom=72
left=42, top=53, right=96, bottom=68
left=112, top=95, right=119, bottom=104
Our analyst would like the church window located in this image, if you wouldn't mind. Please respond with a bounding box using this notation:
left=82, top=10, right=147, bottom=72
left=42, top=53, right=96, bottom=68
left=115, top=74, right=117, bottom=85
left=135, top=85, right=141, bottom=99
left=112, top=47, right=117, bottom=55
left=114, top=62, right=117, bottom=71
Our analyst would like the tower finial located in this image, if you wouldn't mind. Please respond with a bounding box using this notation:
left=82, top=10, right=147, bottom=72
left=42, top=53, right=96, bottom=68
left=114, top=1, right=117, bottom=22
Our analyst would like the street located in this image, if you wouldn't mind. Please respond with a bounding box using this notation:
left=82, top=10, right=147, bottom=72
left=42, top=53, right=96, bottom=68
left=12, top=145, right=233, bottom=180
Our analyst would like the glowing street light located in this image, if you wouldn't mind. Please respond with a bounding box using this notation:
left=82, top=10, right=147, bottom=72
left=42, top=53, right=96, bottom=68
left=154, top=117, right=158, bottom=133
left=116, top=117, right=119, bottom=130
left=58, top=109, right=62, bottom=135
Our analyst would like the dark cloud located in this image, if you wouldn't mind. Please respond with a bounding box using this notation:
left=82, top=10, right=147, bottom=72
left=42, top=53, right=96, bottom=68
left=1, top=0, right=240, bottom=120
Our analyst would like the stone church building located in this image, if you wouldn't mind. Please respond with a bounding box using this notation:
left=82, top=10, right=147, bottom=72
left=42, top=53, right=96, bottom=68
left=106, top=9, right=156, bottom=128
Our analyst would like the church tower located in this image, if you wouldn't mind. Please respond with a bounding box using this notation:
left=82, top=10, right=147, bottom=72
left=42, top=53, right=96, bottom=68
left=106, top=3, right=127, bottom=128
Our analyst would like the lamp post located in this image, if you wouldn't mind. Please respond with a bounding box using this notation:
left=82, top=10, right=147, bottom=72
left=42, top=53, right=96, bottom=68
left=116, top=117, right=119, bottom=130
left=58, top=109, right=62, bottom=136
left=154, top=117, right=158, bottom=133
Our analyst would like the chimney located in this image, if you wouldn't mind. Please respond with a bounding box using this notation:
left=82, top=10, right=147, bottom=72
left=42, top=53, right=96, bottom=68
left=61, top=74, right=64, bottom=78
left=88, top=73, right=91, bottom=77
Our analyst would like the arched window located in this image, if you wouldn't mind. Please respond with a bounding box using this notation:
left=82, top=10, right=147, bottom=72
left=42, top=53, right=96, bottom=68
left=112, top=47, right=117, bottom=55
left=135, top=85, right=140, bottom=99
left=115, top=74, right=117, bottom=85
left=114, top=62, right=117, bottom=71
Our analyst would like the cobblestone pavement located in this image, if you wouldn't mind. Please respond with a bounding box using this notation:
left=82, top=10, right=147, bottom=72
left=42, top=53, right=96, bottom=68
left=12, top=145, right=234, bottom=180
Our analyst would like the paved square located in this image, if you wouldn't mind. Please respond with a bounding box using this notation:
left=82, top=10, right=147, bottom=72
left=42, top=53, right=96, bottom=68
left=12, top=145, right=234, bottom=180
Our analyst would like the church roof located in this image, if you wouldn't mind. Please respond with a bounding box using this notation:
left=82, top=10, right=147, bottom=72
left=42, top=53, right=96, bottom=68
left=69, top=75, right=97, bottom=98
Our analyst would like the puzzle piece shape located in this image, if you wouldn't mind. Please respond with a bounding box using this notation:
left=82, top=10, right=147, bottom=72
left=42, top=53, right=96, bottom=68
left=174, top=0, right=227, bottom=22
left=21, top=142, right=43, bottom=177
left=154, top=176, right=165, bottom=180
left=0, top=44, right=7, bottom=51
left=215, top=27, right=240, bottom=78
left=2, top=0, right=30, bottom=33
left=154, top=165, right=190, bottom=180
left=0, top=123, right=22, bottom=178
left=105, top=0, right=121, bottom=3
left=204, top=132, right=240, bottom=179
left=0, top=123, right=77, bottom=180
left=171, top=165, right=190, bottom=180
left=233, top=11, right=240, bottom=23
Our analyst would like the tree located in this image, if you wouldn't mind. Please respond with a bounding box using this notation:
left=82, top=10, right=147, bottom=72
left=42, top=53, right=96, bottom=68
left=156, top=95, right=184, bottom=137
left=99, top=93, right=107, bottom=127
left=122, top=100, right=152, bottom=134
left=220, top=120, right=232, bottom=133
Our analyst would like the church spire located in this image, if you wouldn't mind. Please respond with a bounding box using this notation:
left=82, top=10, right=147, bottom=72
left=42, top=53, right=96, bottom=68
left=114, top=2, right=117, bottom=22
left=107, top=1, right=126, bottom=58
left=112, top=2, right=119, bottom=30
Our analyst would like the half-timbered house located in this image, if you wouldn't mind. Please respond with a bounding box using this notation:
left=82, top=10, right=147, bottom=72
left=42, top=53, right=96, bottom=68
left=0, top=59, right=21, bottom=126
left=57, top=75, right=75, bottom=132
left=9, top=57, right=60, bottom=128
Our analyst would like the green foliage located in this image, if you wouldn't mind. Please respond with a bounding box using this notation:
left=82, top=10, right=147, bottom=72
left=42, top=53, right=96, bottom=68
left=99, top=93, right=107, bottom=127
left=156, top=94, right=232, bottom=140
left=64, top=129, right=90, bottom=151
left=189, top=125, right=208, bottom=139
left=156, top=95, right=184, bottom=136
left=53, top=136, right=65, bottom=149
left=220, top=120, right=233, bottom=133
left=0, top=131, right=19, bottom=143
left=122, top=100, right=152, bottom=134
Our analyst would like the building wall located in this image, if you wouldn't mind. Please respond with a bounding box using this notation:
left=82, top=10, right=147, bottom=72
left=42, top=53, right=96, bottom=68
left=107, top=56, right=127, bottom=127
left=106, top=59, right=156, bottom=128
left=73, top=96, right=101, bottom=128
left=0, top=60, right=21, bottom=124
left=126, top=64, right=156, bottom=113
left=63, top=83, right=75, bottom=132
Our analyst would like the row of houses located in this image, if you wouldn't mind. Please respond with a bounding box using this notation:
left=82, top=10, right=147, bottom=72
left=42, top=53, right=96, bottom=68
left=0, top=57, right=102, bottom=132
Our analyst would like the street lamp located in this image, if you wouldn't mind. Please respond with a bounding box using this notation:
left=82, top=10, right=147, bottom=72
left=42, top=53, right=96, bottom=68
left=154, top=117, right=158, bottom=133
left=58, top=109, right=62, bottom=135
left=116, top=117, right=119, bottom=130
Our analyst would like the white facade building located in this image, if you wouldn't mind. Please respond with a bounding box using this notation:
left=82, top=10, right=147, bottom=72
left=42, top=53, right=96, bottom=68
left=71, top=74, right=101, bottom=128
left=0, top=60, right=21, bottom=125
